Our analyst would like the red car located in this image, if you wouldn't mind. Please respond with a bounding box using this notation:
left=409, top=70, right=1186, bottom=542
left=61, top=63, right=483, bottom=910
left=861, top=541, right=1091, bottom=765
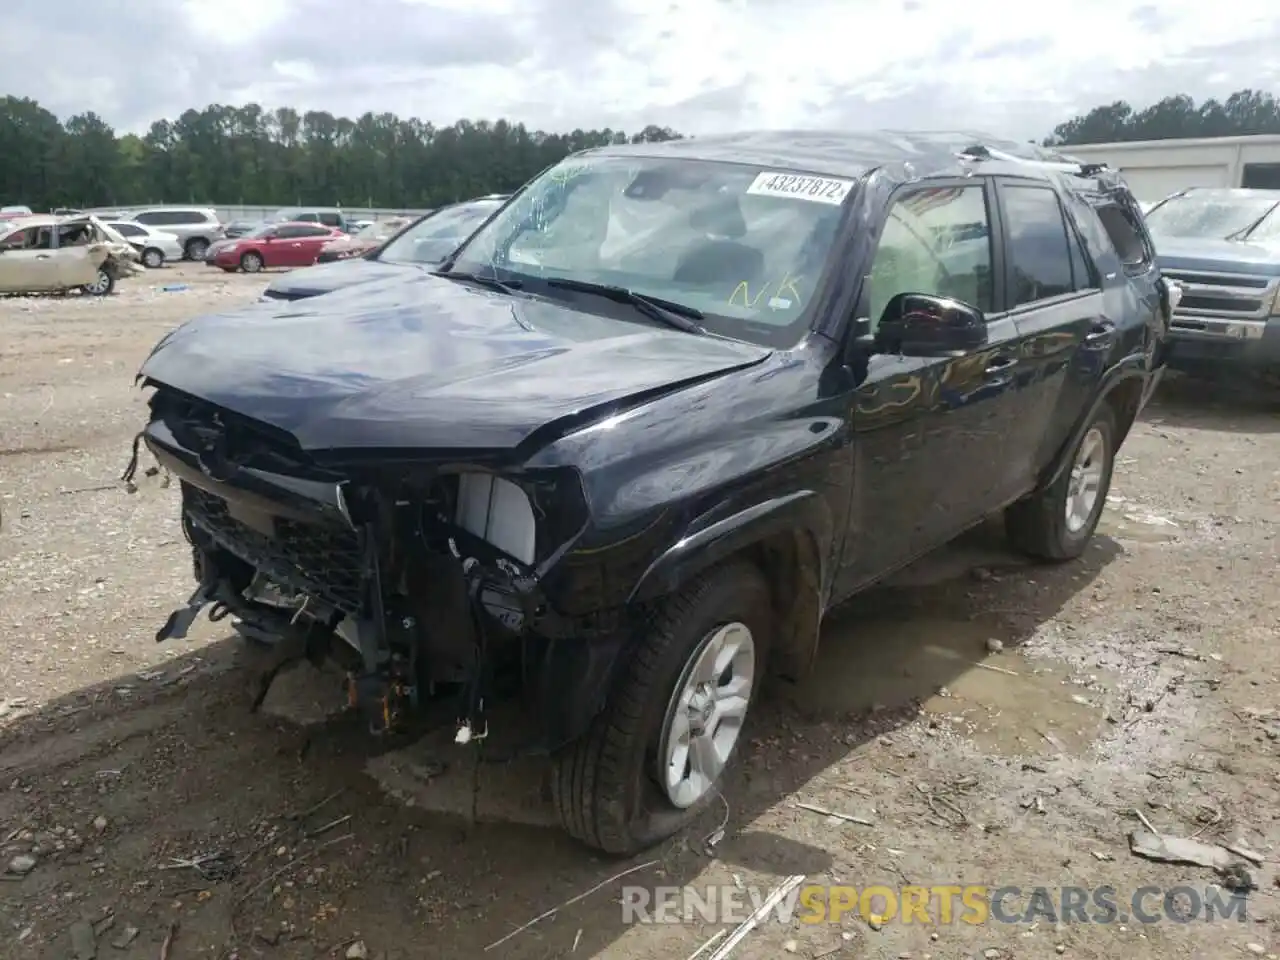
left=207, top=222, right=346, bottom=273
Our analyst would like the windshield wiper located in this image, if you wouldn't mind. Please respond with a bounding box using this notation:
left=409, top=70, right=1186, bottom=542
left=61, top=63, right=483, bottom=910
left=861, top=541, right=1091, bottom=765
left=542, top=278, right=708, bottom=335
left=431, top=268, right=523, bottom=295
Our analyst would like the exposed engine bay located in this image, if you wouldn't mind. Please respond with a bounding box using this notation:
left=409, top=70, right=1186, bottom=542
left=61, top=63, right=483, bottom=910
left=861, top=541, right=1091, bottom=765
left=130, top=384, right=596, bottom=748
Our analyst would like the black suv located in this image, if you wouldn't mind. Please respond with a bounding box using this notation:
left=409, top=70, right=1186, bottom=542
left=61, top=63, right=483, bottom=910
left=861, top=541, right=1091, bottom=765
left=131, top=131, right=1171, bottom=855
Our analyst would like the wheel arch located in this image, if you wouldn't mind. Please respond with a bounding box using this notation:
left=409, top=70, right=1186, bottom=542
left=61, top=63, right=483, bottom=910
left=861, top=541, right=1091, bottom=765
left=1036, top=355, right=1150, bottom=495
left=628, top=490, right=833, bottom=683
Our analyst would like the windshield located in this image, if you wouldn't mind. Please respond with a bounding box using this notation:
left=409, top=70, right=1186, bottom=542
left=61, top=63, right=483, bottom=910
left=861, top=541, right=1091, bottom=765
left=378, top=201, right=503, bottom=264
left=1145, top=193, right=1280, bottom=240
left=244, top=224, right=277, bottom=239
left=447, top=156, right=852, bottom=346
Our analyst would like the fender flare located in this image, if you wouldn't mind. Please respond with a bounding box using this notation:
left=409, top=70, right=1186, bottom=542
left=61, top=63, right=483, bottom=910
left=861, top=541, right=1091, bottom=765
left=1037, top=353, right=1151, bottom=494
left=627, top=490, right=834, bottom=605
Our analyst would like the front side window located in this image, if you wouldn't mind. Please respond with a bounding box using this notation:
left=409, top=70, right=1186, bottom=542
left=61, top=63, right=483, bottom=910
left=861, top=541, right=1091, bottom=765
left=134, top=211, right=171, bottom=226
left=448, top=156, right=853, bottom=345
left=1002, top=185, right=1075, bottom=307
left=865, top=184, right=993, bottom=326
left=110, top=222, right=144, bottom=237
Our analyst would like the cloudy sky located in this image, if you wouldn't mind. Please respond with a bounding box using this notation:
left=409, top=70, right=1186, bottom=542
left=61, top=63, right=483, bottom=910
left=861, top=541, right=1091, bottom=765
left=4, top=0, right=1279, bottom=140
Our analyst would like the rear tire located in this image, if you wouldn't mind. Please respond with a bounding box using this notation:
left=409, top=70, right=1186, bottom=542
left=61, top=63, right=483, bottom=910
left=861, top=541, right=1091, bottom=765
left=184, top=237, right=209, bottom=261
left=552, top=562, right=771, bottom=855
left=1006, top=404, right=1116, bottom=560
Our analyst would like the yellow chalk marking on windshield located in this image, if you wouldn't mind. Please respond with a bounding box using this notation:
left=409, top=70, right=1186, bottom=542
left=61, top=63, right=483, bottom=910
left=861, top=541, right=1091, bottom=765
left=777, top=273, right=803, bottom=305
left=729, top=281, right=767, bottom=308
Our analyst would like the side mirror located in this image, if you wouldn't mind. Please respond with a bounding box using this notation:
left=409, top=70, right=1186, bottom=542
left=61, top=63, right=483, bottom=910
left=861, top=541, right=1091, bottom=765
left=875, top=293, right=986, bottom=356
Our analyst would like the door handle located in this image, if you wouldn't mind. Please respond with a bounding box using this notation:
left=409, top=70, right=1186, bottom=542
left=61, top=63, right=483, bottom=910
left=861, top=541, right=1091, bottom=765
left=35, top=254, right=51, bottom=259
left=985, top=355, right=1018, bottom=376
left=1084, top=322, right=1116, bottom=347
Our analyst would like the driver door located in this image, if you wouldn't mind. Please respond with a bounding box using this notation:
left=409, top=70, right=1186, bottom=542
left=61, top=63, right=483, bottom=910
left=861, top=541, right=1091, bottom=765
left=838, top=179, right=1024, bottom=589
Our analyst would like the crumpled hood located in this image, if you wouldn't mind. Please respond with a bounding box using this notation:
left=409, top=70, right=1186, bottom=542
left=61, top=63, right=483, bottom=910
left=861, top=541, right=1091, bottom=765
left=1155, top=236, right=1280, bottom=276
left=141, top=271, right=771, bottom=453
left=263, top=257, right=415, bottom=299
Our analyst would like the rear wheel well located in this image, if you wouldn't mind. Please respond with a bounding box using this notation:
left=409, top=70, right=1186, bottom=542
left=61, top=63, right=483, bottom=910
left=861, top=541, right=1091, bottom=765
left=741, top=530, right=822, bottom=683
left=1105, top=377, right=1145, bottom=446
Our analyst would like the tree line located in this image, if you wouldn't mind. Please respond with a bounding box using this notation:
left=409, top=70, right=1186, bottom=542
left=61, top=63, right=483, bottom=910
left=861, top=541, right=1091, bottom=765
left=1046, top=88, right=1280, bottom=146
left=2, top=88, right=1278, bottom=212
left=0, top=98, right=683, bottom=212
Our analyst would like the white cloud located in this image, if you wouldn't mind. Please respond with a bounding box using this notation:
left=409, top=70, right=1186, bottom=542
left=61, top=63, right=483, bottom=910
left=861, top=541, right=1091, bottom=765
left=3, top=0, right=1279, bottom=140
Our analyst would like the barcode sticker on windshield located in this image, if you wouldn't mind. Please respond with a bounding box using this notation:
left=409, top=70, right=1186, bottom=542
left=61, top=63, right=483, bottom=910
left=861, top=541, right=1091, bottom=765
left=746, top=171, right=853, bottom=205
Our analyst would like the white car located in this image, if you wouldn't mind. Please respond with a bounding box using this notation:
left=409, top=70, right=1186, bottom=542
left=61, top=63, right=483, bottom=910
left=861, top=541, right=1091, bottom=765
left=103, top=221, right=184, bottom=268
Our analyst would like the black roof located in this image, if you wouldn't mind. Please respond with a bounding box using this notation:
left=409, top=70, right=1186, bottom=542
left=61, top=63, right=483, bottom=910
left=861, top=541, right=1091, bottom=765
left=584, top=129, right=1084, bottom=184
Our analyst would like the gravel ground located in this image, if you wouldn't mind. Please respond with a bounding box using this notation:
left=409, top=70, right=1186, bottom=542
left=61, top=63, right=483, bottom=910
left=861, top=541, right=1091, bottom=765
left=1, top=263, right=1278, bottom=960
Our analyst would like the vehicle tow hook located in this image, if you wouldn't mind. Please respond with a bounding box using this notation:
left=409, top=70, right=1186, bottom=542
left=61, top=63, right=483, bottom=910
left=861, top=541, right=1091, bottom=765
left=345, top=672, right=415, bottom=735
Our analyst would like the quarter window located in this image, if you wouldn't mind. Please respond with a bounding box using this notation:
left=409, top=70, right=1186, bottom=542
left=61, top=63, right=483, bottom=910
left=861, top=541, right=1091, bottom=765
left=1001, top=185, right=1075, bottom=307
left=865, top=185, right=994, bottom=326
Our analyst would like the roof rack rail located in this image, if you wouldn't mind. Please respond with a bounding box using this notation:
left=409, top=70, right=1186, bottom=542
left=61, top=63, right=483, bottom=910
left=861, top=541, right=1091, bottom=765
left=957, top=144, right=1111, bottom=177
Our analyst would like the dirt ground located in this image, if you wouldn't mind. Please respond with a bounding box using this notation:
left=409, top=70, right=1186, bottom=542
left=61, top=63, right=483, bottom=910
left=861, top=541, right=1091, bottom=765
left=1, top=262, right=1278, bottom=960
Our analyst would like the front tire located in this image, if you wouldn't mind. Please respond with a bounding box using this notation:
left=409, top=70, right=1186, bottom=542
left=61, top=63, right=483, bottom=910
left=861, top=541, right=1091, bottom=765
left=81, top=267, right=115, bottom=297
left=141, top=247, right=164, bottom=268
left=553, top=562, right=771, bottom=855
left=240, top=251, right=263, bottom=273
left=1006, top=404, right=1116, bottom=560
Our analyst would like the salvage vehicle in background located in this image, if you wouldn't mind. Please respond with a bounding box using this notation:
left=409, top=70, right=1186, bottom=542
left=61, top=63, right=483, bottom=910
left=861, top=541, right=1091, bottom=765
left=205, top=222, right=344, bottom=273
left=221, top=219, right=261, bottom=239
left=315, top=217, right=413, bottom=262
left=0, top=214, right=121, bottom=295
left=265, top=206, right=349, bottom=231
left=120, top=206, right=225, bottom=261
left=261, top=195, right=505, bottom=301
left=1143, top=187, right=1280, bottom=384
left=132, top=131, right=1170, bottom=855
left=103, top=220, right=184, bottom=268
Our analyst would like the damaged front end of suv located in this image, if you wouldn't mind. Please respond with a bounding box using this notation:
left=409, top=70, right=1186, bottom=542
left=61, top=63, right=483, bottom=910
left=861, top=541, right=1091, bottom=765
left=134, top=380, right=635, bottom=749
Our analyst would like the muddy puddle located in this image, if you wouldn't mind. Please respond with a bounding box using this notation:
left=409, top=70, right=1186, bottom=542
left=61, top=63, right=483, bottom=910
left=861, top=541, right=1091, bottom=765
left=789, top=616, right=1120, bottom=758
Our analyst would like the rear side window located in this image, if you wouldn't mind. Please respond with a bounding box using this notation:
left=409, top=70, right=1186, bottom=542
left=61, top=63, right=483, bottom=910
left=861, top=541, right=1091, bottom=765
left=299, top=225, right=331, bottom=237
left=1095, top=204, right=1150, bottom=269
left=1000, top=185, right=1076, bottom=307
left=317, top=212, right=341, bottom=227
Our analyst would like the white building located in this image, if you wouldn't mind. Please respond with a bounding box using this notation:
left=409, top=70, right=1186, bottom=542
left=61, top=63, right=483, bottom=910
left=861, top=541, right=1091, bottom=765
left=1060, top=134, right=1280, bottom=204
